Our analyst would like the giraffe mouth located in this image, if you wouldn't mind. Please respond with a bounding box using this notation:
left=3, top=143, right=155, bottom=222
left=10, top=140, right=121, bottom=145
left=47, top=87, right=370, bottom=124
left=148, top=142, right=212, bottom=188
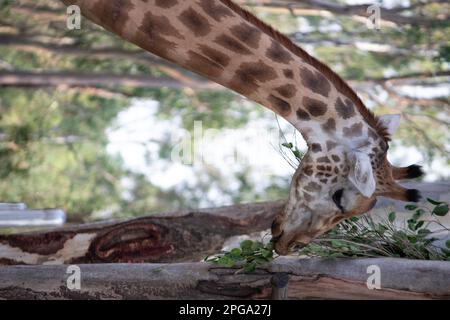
left=291, top=242, right=307, bottom=250
left=270, top=230, right=284, bottom=243
left=272, top=229, right=312, bottom=255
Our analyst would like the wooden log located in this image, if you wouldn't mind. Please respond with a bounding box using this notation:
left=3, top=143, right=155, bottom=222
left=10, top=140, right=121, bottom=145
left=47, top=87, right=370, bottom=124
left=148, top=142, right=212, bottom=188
left=0, top=201, right=284, bottom=265
left=1, top=182, right=449, bottom=266
left=0, top=257, right=449, bottom=299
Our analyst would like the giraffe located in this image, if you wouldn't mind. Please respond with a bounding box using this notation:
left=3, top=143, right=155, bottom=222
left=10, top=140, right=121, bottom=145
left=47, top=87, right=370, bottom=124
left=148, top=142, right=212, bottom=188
left=61, top=0, right=423, bottom=255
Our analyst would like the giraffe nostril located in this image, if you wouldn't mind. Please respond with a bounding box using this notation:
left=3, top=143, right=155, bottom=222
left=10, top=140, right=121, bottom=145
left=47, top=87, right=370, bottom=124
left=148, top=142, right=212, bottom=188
left=270, top=230, right=284, bottom=243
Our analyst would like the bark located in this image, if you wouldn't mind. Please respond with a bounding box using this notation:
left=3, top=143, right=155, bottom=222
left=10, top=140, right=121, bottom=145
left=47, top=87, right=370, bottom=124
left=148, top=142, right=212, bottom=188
left=9, top=4, right=65, bottom=22
left=0, top=33, right=204, bottom=86
left=1, top=182, right=449, bottom=266
left=0, top=201, right=284, bottom=265
left=275, top=0, right=446, bottom=27
left=0, top=257, right=449, bottom=299
left=0, top=71, right=223, bottom=90
left=362, top=70, right=450, bottom=84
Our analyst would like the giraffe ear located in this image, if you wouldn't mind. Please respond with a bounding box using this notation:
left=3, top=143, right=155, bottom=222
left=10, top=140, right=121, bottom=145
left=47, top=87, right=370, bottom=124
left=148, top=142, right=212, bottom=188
left=379, top=114, right=401, bottom=136
left=348, top=151, right=376, bottom=198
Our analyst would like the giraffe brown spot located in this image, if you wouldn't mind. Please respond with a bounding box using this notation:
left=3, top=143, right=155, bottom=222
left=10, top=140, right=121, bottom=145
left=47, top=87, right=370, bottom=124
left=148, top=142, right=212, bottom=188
left=303, top=96, right=327, bottom=117
left=326, top=165, right=332, bottom=171
left=331, top=177, right=338, bottom=183
left=303, top=193, right=313, bottom=202
left=179, top=7, right=212, bottom=37
left=266, top=40, right=293, bottom=64
left=275, top=84, right=296, bottom=99
left=311, top=143, right=322, bottom=152
left=343, top=122, right=363, bottom=138
left=186, top=50, right=224, bottom=78
left=137, top=12, right=183, bottom=59
left=230, top=23, right=262, bottom=49
left=214, top=34, right=251, bottom=55
left=199, top=0, right=234, bottom=21
left=368, top=129, right=378, bottom=140
left=296, top=108, right=310, bottom=121
left=304, top=181, right=321, bottom=192
left=299, top=67, right=331, bottom=98
left=326, top=140, right=338, bottom=151
left=303, top=165, right=313, bottom=176
left=92, top=0, right=134, bottom=35
left=334, top=167, right=339, bottom=174
left=322, top=118, right=336, bottom=132
left=229, top=61, right=277, bottom=96
left=198, top=44, right=231, bottom=68
left=320, top=179, right=328, bottom=184
left=317, top=156, right=331, bottom=163
left=331, top=155, right=340, bottom=162
left=317, top=165, right=326, bottom=171
left=335, top=97, right=356, bottom=119
left=283, top=69, right=294, bottom=79
left=267, top=95, right=291, bottom=116
left=155, top=0, right=178, bottom=8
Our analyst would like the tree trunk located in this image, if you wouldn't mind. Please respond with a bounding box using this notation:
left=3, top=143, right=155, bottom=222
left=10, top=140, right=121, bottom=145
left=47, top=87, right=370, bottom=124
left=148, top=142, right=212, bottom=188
left=0, top=257, right=449, bottom=299
left=0, top=33, right=207, bottom=87
left=0, top=201, right=284, bottom=265
left=0, top=71, right=222, bottom=90
left=276, top=0, right=445, bottom=27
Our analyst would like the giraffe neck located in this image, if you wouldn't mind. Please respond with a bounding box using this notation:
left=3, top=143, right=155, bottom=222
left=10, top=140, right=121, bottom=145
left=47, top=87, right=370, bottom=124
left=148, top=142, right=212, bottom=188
left=65, top=0, right=383, bottom=149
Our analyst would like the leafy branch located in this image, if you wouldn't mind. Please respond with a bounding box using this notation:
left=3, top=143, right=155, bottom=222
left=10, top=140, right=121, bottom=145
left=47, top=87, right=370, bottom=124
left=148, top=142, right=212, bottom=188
left=206, top=198, right=450, bottom=272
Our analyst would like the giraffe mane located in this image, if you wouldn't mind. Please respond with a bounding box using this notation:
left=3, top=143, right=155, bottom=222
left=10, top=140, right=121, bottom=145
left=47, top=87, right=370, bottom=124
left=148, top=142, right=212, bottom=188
left=219, top=0, right=391, bottom=142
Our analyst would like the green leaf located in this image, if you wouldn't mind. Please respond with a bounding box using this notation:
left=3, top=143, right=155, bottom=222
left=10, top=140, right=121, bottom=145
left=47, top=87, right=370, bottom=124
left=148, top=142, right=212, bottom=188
left=446, top=240, right=450, bottom=249
left=412, top=209, right=424, bottom=220
left=441, top=248, right=450, bottom=256
left=293, top=150, right=302, bottom=158
left=240, top=240, right=253, bottom=251
left=407, top=219, right=417, bottom=231
left=261, top=248, right=272, bottom=258
left=427, top=198, right=443, bottom=206
left=432, top=204, right=449, bottom=216
left=281, top=142, right=293, bottom=148
left=388, top=211, right=396, bottom=223
left=217, top=256, right=235, bottom=267
left=243, top=262, right=256, bottom=273
left=414, top=220, right=425, bottom=230
left=251, top=241, right=263, bottom=251
left=417, top=229, right=431, bottom=236
left=405, top=204, right=417, bottom=211
left=331, top=240, right=343, bottom=248
left=229, top=248, right=242, bottom=258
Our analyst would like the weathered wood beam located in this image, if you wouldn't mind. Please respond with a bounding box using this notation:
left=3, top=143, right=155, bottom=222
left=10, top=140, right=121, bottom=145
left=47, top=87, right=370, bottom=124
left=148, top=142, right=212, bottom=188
left=0, top=201, right=284, bottom=265
left=0, top=257, right=449, bottom=299
left=1, top=182, right=449, bottom=266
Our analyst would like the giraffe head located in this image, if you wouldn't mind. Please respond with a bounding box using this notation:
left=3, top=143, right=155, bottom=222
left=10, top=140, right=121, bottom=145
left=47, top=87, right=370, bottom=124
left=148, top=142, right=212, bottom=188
left=272, top=114, right=423, bottom=255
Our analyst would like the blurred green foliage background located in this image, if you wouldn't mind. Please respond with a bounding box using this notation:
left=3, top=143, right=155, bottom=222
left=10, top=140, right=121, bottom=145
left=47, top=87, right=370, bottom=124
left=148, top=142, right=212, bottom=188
left=0, top=0, right=448, bottom=221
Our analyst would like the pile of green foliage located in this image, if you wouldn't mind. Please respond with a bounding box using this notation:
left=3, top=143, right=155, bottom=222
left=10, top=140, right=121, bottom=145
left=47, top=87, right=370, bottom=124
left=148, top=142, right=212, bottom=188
left=207, top=198, right=450, bottom=272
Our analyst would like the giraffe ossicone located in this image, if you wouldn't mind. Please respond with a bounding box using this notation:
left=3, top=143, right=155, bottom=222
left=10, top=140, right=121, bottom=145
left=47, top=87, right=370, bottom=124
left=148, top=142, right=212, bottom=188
left=62, top=0, right=424, bottom=255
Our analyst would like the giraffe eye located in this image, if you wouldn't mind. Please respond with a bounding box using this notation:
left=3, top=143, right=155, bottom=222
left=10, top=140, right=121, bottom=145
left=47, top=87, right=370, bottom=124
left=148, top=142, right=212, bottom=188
left=332, top=189, right=344, bottom=212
